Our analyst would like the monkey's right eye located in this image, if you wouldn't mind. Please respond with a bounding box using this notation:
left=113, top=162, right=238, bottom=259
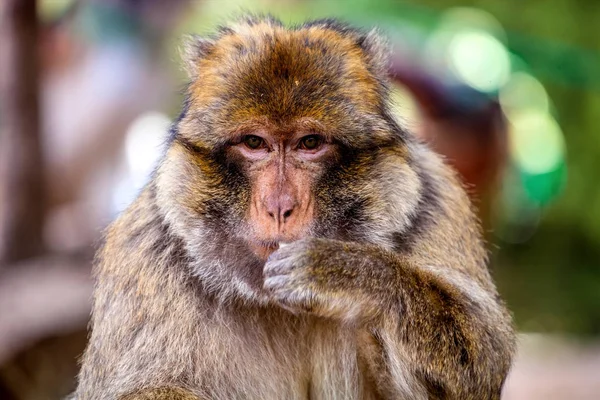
left=243, top=135, right=266, bottom=150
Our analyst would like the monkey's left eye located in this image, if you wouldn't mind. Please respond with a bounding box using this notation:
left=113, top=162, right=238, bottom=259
left=243, top=135, right=266, bottom=150
left=298, top=135, right=323, bottom=151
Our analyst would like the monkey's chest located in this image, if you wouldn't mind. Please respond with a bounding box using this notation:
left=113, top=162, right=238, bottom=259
left=194, top=317, right=376, bottom=400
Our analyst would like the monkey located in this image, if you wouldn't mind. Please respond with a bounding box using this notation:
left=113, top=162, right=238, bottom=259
left=74, top=16, right=515, bottom=400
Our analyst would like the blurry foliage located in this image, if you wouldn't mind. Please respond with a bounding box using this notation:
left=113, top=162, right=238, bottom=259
left=434, top=0, right=600, bottom=335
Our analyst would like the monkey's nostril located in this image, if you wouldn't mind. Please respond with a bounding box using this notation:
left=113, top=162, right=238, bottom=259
left=264, top=196, right=294, bottom=222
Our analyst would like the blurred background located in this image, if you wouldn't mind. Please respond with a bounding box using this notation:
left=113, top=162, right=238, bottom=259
left=0, top=0, right=599, bottom=398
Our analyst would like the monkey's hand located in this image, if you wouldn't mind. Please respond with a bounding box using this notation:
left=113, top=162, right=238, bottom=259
left=263, top=238, right=397, bottom=321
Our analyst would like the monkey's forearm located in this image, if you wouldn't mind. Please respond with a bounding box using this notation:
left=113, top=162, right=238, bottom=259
left=346, top=248, right=514, bottom=399
left=374, top=261, right=514, bottom=399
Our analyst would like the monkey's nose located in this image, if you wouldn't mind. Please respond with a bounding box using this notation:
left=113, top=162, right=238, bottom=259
left=265, top=195, right=295, bottom=223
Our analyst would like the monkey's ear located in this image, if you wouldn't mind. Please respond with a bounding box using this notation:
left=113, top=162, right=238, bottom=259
left=357, top=29, right=390, bottom=76
left=180, top=34, right=215, bottom=78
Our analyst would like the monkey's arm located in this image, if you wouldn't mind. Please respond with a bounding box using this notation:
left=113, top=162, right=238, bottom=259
left=264, top=238, right=515, bottom=400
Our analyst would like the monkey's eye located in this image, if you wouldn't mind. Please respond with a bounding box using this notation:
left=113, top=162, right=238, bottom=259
left=298, top=135, right=322, bottom=151
left=243, top=135, right=266, bottom=150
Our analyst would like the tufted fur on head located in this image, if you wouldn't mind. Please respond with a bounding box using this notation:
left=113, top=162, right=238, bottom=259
left=176, top=15, right=393, bottom=145
left=180, top=16, right=390, bottom=97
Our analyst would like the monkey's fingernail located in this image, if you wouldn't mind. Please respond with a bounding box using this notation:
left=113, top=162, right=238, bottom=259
left=278, top=242, right=290, bottom=249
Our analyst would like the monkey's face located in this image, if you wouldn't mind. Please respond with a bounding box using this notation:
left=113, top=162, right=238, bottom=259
left=224, top=124, right=336, bottom=259
left=159, top=20, right=419, bottom=263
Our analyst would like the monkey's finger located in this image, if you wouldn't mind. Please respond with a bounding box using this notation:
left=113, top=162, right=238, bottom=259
left=270, top=288, right=319, bottom=316
left=266, top=246, right=295, bottom=262
left=263, top=275, right=291, bottom=292
left=263, top=259, right=296, bottom=277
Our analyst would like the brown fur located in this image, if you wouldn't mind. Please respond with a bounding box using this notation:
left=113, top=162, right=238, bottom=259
left=75, top=16, right=515, bottom=400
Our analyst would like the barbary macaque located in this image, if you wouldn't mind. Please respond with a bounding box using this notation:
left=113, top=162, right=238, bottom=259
left=75, top=16, right=515, bottom=400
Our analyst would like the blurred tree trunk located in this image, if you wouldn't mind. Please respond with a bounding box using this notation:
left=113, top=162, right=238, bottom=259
left=0, top=0, right=45, bottom=265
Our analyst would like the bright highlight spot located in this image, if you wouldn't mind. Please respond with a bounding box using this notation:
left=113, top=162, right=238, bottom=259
left=442, top=7, right=506, bottom=40
left=500, top=73, right=550, bottom=121
left=509, top=110, right=565, bottom=175
left=112, top=111, right=170, bottom=214
left=125, top=111, right=170, bottom=187
left=447, top=31, right=511, bottom=92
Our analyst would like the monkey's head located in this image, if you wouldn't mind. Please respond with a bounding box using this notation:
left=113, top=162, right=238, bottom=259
left=156, top=17, right=423, bottom=296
